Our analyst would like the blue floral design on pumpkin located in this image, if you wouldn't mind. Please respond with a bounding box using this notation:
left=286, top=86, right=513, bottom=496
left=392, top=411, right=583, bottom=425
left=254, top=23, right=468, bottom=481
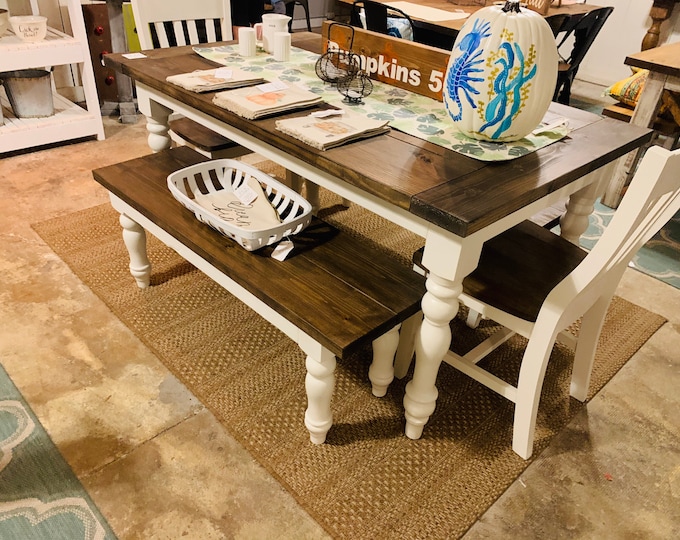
left=444, top=19, right=491, bottom=121
left=480, top=42, right=537, bottom=139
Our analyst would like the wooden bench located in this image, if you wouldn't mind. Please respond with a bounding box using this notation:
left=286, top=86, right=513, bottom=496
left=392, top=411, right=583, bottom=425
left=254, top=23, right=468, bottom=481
left=92, top=146, right=425, bottom=444
left=168, top=117, right=252, bottom=158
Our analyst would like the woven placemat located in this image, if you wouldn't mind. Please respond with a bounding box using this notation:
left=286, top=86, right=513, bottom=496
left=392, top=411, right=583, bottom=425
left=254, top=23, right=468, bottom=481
left=32, top=164, right=666, bottom=539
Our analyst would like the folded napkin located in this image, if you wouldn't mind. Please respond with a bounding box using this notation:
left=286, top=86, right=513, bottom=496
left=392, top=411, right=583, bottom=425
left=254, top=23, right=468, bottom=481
left=192, top=177, right=280, bottom=231
left=166, top=68, right=265, bottom=93
left=212, top=82, right=323, bottom=119
left=276, top=110, right=390, bottom=150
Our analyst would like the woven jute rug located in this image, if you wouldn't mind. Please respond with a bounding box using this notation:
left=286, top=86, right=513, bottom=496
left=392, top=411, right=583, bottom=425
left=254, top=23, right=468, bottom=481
left=32, top=162, right=666, bottom=540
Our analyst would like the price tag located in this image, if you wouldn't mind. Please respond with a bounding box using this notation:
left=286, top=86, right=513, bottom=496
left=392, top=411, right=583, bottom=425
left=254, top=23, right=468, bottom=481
left=214, top=68, right=233, bottom=80
left=311, top=109, right=345, bottom=118
left=234, top=182, right=258, bottom=205
left=257, top=80, right=289, bottom=93
left=271, top=239, right=295, bottom=261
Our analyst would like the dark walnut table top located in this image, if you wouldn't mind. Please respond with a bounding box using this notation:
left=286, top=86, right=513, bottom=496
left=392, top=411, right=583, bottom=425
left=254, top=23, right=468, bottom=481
left=104, top=35, right=652, bottom=237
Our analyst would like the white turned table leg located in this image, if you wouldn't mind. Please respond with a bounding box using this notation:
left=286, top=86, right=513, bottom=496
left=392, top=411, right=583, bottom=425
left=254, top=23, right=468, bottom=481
left=368, top=324, right=400, bottom=397
left=304, top=350, right=336, bottom=444
left=119, top=213, right=151, bottom=288
left=286, top=169, right=304, bottom=193
left=145, top=114, right=172, bottom=153
left=136, top=88, right=172, bottom=152
left=403, top=274, right=461, bottom=439
left=303, top=181, right=320, bottom=215
left=560, top=164, right=613, bottom=245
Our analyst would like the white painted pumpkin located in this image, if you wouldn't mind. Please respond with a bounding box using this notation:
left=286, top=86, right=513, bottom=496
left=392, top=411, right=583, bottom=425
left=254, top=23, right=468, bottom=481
left=443, top=0, right=558, bottom=142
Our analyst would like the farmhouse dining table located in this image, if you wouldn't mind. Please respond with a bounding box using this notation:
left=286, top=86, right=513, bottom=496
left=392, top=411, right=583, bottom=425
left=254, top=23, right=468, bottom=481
left=103, top=32, right=651, bottom=442
left=333, top=0, right=601, bottom=36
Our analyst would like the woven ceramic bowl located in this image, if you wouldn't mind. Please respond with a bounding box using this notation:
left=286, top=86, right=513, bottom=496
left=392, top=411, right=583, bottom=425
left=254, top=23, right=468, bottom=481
left=10, top=15, right=47, bottom=42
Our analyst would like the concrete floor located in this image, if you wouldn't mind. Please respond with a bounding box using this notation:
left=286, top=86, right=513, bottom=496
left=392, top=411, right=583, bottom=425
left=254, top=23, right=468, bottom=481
left=0, top=81, right=678, bottom=539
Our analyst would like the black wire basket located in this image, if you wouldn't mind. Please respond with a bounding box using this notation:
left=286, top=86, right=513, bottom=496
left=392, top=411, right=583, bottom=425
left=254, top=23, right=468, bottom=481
left=337, top=70, right=373, bottom=104
left=315, top=23, right=360, bottom=86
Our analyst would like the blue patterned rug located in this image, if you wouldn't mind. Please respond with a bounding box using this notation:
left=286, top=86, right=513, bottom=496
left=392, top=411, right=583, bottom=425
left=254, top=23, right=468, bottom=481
left=0, top=364, right=117, bottom=540
left=557, top=202, right=680, bottom=289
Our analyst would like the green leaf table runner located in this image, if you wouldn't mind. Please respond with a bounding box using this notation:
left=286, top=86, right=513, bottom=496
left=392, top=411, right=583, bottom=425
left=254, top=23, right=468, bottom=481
left=194, top=45, right=570, bottom=160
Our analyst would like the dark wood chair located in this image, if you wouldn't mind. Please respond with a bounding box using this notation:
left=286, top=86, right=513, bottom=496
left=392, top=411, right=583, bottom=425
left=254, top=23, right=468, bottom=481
left=553, top=6, right=614, bottom=105
left=284, top=0, right=312, bottom=32
left=350, top=0, right=415, bottom=40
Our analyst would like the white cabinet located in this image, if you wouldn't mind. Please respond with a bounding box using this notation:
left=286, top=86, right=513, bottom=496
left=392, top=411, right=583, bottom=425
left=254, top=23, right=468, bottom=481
left=0, top=0, right=104, bottom=153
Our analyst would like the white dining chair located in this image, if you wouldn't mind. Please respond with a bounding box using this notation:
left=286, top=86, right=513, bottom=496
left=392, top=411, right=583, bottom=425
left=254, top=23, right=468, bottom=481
left=130, top=0, right=250, bottom=159
left=399, top=145, right=680, bottom=459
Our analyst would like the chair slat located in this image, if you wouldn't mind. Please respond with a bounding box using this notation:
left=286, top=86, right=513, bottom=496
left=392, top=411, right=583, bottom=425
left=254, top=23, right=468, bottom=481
left=173, top=20, right=187, bottom=46
left=205, top=19, right=218, bottom=43
left=185, top=20, right=199, bottom=45
left=153, top=21, right=170, bottom=48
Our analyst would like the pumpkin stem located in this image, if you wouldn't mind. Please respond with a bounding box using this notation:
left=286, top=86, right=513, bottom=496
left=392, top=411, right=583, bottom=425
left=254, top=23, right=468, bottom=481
left=502, top=0, right=522, bottom=13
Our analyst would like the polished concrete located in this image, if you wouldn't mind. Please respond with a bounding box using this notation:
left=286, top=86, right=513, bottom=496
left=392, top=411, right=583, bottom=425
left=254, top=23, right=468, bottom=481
left=0, top=81, right=678, bottom=539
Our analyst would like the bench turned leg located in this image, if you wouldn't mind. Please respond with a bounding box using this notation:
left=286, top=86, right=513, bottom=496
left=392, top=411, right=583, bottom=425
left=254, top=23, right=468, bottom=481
left=368, top=324, right=400, bottom=397
left=119, top=213, right=152, bottom=288
left=304, top=349, right=336, bottom=444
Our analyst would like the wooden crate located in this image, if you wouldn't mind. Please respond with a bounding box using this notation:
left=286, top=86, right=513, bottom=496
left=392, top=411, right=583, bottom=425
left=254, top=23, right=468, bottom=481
left=526, top=0, right=552, bottom=15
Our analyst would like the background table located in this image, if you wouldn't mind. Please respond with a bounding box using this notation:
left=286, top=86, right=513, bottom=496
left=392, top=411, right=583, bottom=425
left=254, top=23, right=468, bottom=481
left=602, top=41, right=680, bottom=208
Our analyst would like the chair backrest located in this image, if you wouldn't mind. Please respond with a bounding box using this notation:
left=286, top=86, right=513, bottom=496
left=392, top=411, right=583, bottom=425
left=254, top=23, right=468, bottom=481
left=131, top=0, right=232, bottom=50
left=556, top=7, right=613, bottom=74
left=351, top=0, right=414, bottom=41
left=550, top=145, right=680, bottom=319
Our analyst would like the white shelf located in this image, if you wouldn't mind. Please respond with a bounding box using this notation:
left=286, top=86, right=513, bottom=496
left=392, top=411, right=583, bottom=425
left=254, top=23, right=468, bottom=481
left=0, top=87, right=103, bottom=153
left=0, top=27, right=86, bottom=70
left=0, top=0, right=105, bottom=153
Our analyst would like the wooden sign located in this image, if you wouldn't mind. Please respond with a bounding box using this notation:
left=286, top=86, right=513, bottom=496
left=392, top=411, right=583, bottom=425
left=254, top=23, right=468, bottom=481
left=320, top=21, right=452, bottom=102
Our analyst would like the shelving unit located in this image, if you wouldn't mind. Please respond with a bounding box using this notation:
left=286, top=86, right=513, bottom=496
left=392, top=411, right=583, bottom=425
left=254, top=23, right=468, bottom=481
left=0, top=0, right=105, bottom=153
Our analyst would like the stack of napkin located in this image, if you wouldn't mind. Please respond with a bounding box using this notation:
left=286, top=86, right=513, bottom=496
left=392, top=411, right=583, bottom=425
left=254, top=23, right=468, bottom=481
left=212, top=82, right=323, bottom=119
left=166, top=67, right=265, bottom=93
left=275, top=110, right=390, bottom=150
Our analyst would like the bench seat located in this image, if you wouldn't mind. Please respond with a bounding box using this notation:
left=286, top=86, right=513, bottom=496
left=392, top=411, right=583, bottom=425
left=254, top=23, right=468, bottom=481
left=92, top=146, right=426, bottom=443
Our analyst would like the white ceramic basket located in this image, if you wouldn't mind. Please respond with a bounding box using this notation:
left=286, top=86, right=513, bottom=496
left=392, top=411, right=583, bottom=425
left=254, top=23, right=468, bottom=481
left=168, top=159, right=313, bottom=251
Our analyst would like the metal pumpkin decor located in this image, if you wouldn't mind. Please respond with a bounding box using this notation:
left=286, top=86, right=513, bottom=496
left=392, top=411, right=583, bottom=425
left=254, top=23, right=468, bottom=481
left=443, top=0, right=558, bottom=142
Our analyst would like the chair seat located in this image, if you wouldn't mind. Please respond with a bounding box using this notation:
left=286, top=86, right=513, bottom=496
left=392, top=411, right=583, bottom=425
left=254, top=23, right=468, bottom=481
left=414, top=220, right=588, bottom=322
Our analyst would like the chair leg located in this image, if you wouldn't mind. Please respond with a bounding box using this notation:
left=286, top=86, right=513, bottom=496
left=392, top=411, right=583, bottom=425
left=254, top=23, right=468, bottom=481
left=512, top=326, right=560, bottom=459
left=368, top=324, right=400, bottom=397
left=286, top=1, right=312, bottom=32
left=300, top=1, right=312, bottom=32
left=570, top=295, right=612, bottom=401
